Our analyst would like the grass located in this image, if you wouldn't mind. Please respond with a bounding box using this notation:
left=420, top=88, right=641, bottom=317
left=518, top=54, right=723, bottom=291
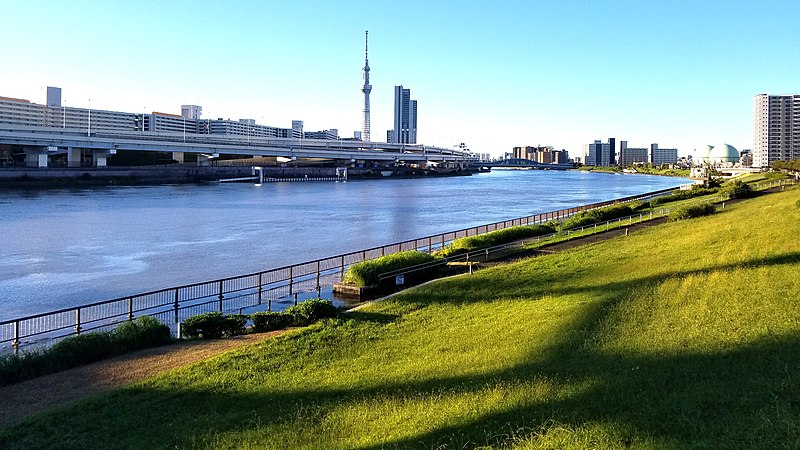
left=2, top=188, right=800, bottom=449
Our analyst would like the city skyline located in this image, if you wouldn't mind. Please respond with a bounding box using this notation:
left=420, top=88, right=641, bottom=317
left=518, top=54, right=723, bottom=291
left=2, top=1, right=799, bottom=157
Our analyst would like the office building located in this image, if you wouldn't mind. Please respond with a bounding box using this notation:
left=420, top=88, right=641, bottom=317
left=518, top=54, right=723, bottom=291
left=618, top=141, right=649, bottom=165
left=583, top=138, right=615, bottom=166
left=753, top=94, right=800, bottom=167
left=388, top=85, right=417, bottom=144
left=181, top=105, right=202, bottom=120
left=649, top=143, right=678, bottom=166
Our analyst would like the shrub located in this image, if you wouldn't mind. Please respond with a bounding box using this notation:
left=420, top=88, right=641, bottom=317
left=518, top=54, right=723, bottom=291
left=649, top=187, right=718, bottom=207
left=284, top=299, right=338, bottom=327
left=719, top=180, right=754, bottom=199
left=251, top=312, right=290, bottom=332
left=342, top=251, right=438, bottom=287
left=669, top=203, right=716, bottom=221
left=560, top=202, right=645, bottom=230
left=113, top=316, right=171, bottom=352
left=0, top=316, right=173, bottom=387
left=182, top=312, right=248, bottom=339
left=436, top=223, right=556, bottom=258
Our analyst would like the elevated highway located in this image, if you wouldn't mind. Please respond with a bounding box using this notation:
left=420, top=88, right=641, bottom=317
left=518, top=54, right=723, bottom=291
left=0, top=126, right=476, bottom=167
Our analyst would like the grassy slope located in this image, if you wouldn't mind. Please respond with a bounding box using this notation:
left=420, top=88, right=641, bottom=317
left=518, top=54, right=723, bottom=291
left=3, top=189, right=800, bottom=449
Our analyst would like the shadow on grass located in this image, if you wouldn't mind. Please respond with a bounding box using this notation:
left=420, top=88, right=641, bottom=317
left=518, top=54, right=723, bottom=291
left=2, top=252, right=800, bottom=448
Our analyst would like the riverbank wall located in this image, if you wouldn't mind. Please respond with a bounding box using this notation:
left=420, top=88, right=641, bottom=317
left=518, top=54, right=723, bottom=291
left=0, top=165, right=475, bottom=187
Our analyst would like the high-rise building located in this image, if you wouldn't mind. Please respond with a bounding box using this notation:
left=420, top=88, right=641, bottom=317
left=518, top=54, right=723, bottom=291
left=619, top=141, right=649, bottom=165
left=46, top=87, right=61, bottom=108
left=582, top=138, right=615, bottom=166
left=388, top=86, right=417, bottom=144
left=650, top=143, right=678, bottom=166
left=753, top=94, right=800, bottom=167
left=360, top=31, right=372, bottom=142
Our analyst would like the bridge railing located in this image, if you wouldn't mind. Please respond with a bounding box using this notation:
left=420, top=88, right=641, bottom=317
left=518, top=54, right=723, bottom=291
left=1, top=185, right=685, bottom=352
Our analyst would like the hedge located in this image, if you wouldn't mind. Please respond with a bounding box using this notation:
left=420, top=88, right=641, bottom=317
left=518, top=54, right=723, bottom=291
left=436, top=223, right=556, bottom=258
left=649, top=187, right=718, bottom=206
left=341, top=251, right=438, bottom=287
left=0, top=316, right=171, bottom=387
left=669, top=203, right=716, bottom=221
left=181, top=312, right=249, bottom=339
left=560, top=202, right=645, bottom=230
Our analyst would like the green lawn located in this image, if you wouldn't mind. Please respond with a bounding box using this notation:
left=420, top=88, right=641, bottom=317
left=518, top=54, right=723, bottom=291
left=2, top=189, right=800, bottom=449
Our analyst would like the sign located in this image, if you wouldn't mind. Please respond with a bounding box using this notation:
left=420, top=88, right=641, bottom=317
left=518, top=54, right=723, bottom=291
left=395, top=275, right=405, bottom=285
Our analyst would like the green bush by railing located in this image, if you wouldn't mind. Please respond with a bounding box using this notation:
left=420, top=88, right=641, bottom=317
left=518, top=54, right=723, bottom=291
left=250, top=312, right=290, bottom=332
left=436, top=223, right=557, bottom=258
left=342, top=251, right=438, bottom=287
left=0, top=316, right=171, bottom=387
left=284, top=299, right=339, bottom=326
left=648, top=187, right=718, bottom=207
left=719, top=180, right=755, bottom=199
left=188, top=299, right=339, bottom=337
left=669, top=203, right=716, bottom=221
left=181, top=312, right=249, bottom=339
left=560, top=201, right=646, bottom=230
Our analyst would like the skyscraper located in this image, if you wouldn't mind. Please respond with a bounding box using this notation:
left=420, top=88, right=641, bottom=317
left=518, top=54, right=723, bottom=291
left=360, top=31, right=372, bottom=142
left=753, top=94, right=800, bottom=167
left=388, top=85, right=417, bottom=144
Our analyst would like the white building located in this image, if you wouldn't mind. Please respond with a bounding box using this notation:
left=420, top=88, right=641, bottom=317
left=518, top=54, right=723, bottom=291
left=753, top=94, right=800, bottom=167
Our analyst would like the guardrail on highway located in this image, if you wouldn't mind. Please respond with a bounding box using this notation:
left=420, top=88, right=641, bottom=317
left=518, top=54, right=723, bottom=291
left=0, top=183, right=727, bottom=353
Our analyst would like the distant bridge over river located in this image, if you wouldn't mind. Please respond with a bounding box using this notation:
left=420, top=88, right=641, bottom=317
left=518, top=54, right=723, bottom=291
left=472, top=158, right=575, bottom=170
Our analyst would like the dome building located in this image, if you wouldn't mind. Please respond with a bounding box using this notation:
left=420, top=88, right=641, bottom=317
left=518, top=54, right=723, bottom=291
left=693, top=144, right=739, bottom=166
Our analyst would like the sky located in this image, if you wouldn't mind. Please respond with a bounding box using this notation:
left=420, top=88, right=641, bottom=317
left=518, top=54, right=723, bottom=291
left=1, top=0, right=799, bottom=158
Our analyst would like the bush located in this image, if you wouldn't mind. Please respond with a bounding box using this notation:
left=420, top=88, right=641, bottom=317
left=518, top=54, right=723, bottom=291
left=0, top=316, right=173, bottom=387
left=342, top=251, right=438, bottom=287
left=284, top=299, right=338, bottom=327
left=719, top=180, right=755, bottom=199
left=182, top=312, right=248, bottom=339
left=113, top=316, right=171, bottom=352
left=649, top=187, right=718, bottom=207
left=560, top=202, right=646, bottom=230
left=436, top=223, right=556, bottom=258
left=669, top=203, right=716, bottom=221
left=251, top=311, right=290, bottom=332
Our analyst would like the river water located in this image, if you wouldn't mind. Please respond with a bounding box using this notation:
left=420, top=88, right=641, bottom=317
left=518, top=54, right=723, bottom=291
left=0, top=170, right=682, bottom=321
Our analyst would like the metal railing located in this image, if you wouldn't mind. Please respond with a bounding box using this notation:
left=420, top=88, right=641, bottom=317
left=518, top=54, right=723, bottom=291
left=0, top=184, right=726, bottom=353
left=374, top=178, right=797, bottom=286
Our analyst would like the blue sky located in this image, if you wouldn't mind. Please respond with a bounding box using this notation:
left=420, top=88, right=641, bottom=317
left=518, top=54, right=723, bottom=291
left=2, top=0, right=798, bottom=157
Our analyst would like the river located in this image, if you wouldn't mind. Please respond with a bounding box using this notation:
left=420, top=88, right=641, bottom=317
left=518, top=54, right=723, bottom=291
left=0, top=170, right=682, bottom=321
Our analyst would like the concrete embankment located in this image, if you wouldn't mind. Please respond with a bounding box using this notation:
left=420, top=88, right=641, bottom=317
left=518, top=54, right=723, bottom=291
left=0, top=165, right=475, bottom=187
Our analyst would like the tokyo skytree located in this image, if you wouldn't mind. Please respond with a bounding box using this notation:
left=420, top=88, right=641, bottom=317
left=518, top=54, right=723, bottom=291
left=361, top=30, right=371, bottom=142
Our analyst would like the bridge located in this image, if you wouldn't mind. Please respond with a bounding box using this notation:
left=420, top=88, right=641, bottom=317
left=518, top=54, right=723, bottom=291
left=472, top=158, right=575, bottom=170
left=0, top=126, right=476, bottom=168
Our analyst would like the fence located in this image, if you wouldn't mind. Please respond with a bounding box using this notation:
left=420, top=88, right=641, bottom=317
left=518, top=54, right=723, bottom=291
left=7, top=181, right=789, bottom=353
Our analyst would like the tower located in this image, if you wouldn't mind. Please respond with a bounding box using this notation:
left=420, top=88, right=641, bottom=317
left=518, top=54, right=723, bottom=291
left=360, top=30, right=372, bottom=142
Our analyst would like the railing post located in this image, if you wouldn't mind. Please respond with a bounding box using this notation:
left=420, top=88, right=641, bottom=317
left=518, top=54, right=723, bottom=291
left=381, top=247, right=385, bottom=257
left=172, top=288, right=180, bottom=324
left=362, top=250, right=366, bottom=261
left=428, top=236, right=432, bottom=253
left=316, top=261, right=321, bottom=294
left=13, top=320, right=20, bottom=354
left=294, top=293, right=298, bottom=306
left=257, top=273, right=263, bottom=305
left=75, top=308, right=81, bottom=334
left=128, top=297, right=134, bottom=321
left=289, top=266, right=294, bottom=295
left=218, top=281, right=224, bottom=312
left=340, top=256, right=345, bottom=279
